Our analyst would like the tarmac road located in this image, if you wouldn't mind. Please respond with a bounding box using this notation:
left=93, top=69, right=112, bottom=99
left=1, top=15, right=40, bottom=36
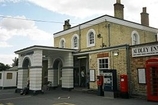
left=0, top=88, right=157, bottom=105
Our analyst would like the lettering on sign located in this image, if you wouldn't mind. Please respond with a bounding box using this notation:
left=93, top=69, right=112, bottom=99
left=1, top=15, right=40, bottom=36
left=132, top=44, right=158, bottom=57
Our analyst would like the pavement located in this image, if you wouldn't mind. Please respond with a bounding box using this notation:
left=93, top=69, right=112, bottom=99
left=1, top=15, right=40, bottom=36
left=0, top=88, right=157, bottom=105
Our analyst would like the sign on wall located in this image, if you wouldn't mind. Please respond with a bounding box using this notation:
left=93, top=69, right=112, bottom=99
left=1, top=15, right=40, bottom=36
left=132, top=44, right=158, bottom=57
left=137, top=68, right=146, bottom=84
left=90, top=69, right=95, bottom=82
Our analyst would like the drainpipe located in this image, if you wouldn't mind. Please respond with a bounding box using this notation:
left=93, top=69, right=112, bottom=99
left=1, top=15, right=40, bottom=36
left=126, top=45, right=131, bottom=96
left=108, top=23, right=111, bottom=47
left=78, top=24, right=81, bottom=51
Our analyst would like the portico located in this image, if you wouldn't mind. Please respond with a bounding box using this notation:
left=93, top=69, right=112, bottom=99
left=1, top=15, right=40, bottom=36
left=15, top=45, right=76, bottom=94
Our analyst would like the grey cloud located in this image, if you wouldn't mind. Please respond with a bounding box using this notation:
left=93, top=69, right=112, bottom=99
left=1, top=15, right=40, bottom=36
left=0, top=16, right=35, bottom=30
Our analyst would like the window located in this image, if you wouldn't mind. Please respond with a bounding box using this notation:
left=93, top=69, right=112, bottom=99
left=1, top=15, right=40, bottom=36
left=73, top=37, right=77, bottom=47
left=131, top=31, right=140, bottom=45
left=0, top=73, right=1, bottom=79
left=89, top=32, right=94, bottom=44
left=59, top=38, right=66, bottom=48
left=98, top=57, right=109, bottom=71
left=7, top=73, right=12, bottom=79
left=87, top=29, right=95, bottom=47
left=71, top=34, right=79, bottom=49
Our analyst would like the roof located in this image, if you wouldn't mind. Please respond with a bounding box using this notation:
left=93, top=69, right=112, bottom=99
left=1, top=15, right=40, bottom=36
left=8, top=66, right=18, bottom=71
left=53, top=14, right=158, bottom=37
left=15, top=45, right=77, bottom=54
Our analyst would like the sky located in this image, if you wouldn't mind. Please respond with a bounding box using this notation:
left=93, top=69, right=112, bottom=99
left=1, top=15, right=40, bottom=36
left=0, top=0, right=158, bottom=66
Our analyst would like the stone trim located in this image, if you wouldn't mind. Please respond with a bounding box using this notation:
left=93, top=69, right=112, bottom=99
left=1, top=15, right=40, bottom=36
left=62, top=66, right=74, bottom=69
left=18, top=66, right=42, bottom=70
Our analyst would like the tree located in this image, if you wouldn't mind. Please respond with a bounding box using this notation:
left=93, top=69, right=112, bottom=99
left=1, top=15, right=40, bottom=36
left=0, top=62, right=10, bottom=71
left=12, top=57, right=18, bottom=67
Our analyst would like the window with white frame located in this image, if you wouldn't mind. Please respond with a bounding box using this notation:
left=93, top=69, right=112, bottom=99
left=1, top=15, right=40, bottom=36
left=131, top=31, right=140, bottom=45
left=87, top=29, right=95, bottom=47
left=98, top=57, right=109, bottom=71
left=71, top=34, right=79, bottom=49
left=59, top=38, right=66, bottom=48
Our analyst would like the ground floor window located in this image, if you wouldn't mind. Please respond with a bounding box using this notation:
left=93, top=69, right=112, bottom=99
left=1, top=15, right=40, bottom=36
left=7, top=73, right=12, bottom=79
left=98, top=57, right=109, bottom=74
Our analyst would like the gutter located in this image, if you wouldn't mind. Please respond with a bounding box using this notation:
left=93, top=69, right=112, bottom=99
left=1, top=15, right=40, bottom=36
left=125, top=45, right=131, bottom=96
left=73, top=44, right=129, bottom=56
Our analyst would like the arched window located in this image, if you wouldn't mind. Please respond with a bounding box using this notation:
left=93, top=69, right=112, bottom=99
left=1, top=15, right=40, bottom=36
left=131, top=31, right=140, bottom=45
left=71, top=34, right=79, bottom=49
left=87, top=29, right=95, bottom=47
left=59, top=38, right=66, bottom=48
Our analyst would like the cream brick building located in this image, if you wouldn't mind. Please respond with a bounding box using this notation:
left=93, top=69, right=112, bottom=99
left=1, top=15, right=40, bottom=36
left=15, top=0, right=158, bottom=97
left=53, top=0, right=158, bottom=96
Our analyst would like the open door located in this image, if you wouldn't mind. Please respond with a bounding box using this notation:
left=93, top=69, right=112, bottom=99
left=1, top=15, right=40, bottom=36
left=146, top=58, right=158, bottom=102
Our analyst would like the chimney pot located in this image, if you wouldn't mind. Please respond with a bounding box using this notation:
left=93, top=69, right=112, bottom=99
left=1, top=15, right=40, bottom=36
left=114, top=0, right=124, bottom=19
left=116, top=0, right=121, bottom=3
left=143, top=7, right=146, bottom=13
left=141, top=7, right=149, bottom=26
left=63, top=19, right=71, bottom=30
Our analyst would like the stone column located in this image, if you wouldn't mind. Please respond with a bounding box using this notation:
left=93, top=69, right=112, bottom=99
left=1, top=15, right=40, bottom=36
left=16, top=55, right=30, bottom=93
left=29, top=50, right=42, bottom=93
left=62, top=52, right=74, bottom=90
left=17, top=68, right=28, bottom=89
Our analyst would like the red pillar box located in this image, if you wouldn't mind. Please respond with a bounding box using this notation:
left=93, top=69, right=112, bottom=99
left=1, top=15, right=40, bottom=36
left=120, top=74, right=129, bottom=98
left=97, top=75, right=103, bottom=86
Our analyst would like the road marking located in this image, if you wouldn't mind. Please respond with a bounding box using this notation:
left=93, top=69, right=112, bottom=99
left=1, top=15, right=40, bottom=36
left=58, top=96, right=70, bottom=99
left=0, top=96, right=31, bottom=101
left=53, top=102, right=75, bottom=105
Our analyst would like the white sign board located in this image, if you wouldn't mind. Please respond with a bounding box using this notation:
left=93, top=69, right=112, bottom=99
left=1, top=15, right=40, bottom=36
left=138, top=68, right=146, bottom=84
left=132, top=44, right=158, bottom=57
left=90, top=69, right=95, bottom=82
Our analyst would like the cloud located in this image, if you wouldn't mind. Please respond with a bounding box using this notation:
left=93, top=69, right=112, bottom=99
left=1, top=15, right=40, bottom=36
left=1, top=16, right=35, bottom=30
left=0, top=15, right=52, bottom=47
left=0, top=0, right=21, bottom=3
left=0, top=54, right=17, bottom=65
left=28, top=0, right=114, bottom=18
left=0, top=41, right=12, bottom=47
left=27, top=0, right=158, bottom=28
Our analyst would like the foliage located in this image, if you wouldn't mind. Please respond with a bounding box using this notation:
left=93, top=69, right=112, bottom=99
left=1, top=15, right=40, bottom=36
left=12, top=57, right=18, bottom=67
left=0, top=62, right=11, bottom=71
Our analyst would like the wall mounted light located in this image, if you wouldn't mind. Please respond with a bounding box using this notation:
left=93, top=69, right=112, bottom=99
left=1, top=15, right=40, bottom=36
left=113, top=50, right=119, bottom=56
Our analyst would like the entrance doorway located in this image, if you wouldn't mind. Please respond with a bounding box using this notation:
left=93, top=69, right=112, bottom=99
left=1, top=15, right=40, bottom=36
left=74, top=56, right=88, bottom=88
left=22, top=57, right=31, bottom=87
left=53, top=58, right=63, bottom=87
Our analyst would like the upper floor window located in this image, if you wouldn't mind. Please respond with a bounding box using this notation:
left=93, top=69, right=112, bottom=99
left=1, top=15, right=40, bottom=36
left=71, top=34, right=79, bottom=49
left=59, top=38, right=66, bottom=48
left=87, top=29, right=95, bottom=47
left=131, top=31, right=140, bottom=45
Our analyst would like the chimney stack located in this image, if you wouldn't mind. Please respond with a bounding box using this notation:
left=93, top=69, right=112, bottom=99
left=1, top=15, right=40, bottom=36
left=141, top=7, right=149, bottom=26
left=63, top=19, right=71, bottom=30
left=114, top=0, right=124, bottom=19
